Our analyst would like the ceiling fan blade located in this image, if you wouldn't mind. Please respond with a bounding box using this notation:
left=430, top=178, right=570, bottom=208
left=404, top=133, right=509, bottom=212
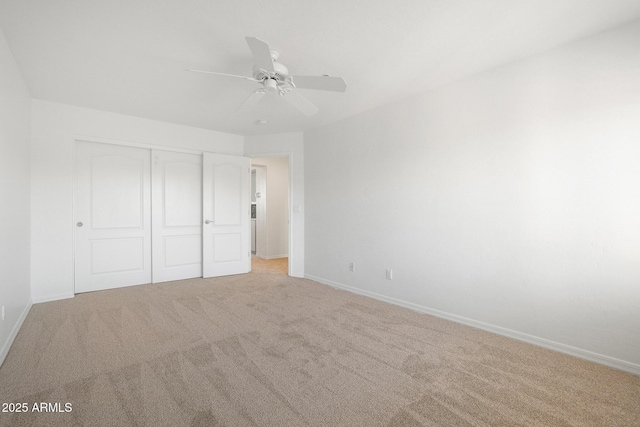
left=282, top=90, right=319, bottom=116
left=186, top=69, right=258, bottom=82
left=245, top=36, right=275, bottom=73
left=237, top=89, right=266, bottom=112
left=291, top=75, right=347, bottom=92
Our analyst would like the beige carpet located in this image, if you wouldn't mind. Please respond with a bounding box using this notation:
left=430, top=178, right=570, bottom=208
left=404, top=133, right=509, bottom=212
left=1, top=258, right=639, bottom=426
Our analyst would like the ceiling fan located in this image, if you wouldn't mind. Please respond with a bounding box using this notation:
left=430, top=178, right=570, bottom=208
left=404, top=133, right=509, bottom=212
left=187, top=36, right=347, bottom=116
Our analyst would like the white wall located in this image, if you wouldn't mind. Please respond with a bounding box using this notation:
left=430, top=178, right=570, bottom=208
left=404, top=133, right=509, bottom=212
left=30, top=100, right=244, bottom=302
left=0, top=26, right=32, bottom=365
left=245, top=132, right=304, bottom=277
left=304, top=21, right=640, bottom=374
left=252, top=156, right=289, bottom=259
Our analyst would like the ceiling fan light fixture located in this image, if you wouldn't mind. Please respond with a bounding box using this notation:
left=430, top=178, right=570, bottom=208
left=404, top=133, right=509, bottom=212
left=263, top=78, right=278, bottom=92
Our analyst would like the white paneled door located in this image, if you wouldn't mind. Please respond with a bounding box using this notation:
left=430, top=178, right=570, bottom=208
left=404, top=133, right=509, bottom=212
left=151, top=150, right=202, bottom=283
left=74, top=141, right=152, bottom=293
left=202, top=152, right=250, bottom=277
left=75, top=142, right=250, bottom=293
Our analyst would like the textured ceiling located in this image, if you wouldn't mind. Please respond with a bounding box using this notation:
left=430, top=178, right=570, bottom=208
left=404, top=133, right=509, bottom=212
left=1, top=0, right=640, bottom=136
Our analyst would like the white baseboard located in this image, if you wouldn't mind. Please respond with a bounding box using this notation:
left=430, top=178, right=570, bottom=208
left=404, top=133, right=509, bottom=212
left=31, top=292, right=74, bottom=304
left=305, top=274, right=640, bottom=377
left=0, top=300, right=32, bottom=367
left=265, top=254, right=288, bottom=260
left=254, top=254, right=288, bottom=260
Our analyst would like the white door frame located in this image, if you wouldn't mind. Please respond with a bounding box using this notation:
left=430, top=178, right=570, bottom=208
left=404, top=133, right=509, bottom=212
left=251, top=164, right=268, bottom=259
left=249, top=152, right=293, bottom=276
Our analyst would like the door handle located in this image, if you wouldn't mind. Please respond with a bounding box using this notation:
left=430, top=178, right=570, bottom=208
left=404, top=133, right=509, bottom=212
left=76, top=222, right=84, bottom=227
left=205, top=219, right=213, bottom=224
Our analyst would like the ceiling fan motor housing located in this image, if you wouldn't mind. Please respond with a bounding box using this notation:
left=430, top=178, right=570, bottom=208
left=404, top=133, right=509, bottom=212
left=252, top=61, right=289, bottom=82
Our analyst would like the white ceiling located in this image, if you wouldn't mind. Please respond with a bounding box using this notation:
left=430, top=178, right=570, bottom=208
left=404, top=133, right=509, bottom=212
left=1, top=0, right=640, bottom=136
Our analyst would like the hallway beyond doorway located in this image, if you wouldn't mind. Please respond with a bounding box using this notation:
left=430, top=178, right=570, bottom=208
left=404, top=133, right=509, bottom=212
left=251, top=257, right=288, bottom=275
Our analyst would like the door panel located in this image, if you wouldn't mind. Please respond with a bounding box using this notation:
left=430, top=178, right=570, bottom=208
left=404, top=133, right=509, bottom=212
left=152, top=150, right=202, bottom=283
left=212, top=163, right=243, bottom=225
left=90, top=237, right=145, bottom=274
left=90, top=155, right=145, bottom=228
left=74, top=141, right=152, bottom=293
left=163, top=235, right=202, bottom=266
left=212, top=233, right=242, bottom=262
left=203, top=153, right=250, bottom=277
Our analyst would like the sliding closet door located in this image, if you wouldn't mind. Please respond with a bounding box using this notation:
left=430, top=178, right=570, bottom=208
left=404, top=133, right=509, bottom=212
left=151, top=150, right=202, bottom=283
left=202, top=152, right=250, bottom=277
left=74, top=141, right=152, bottom=293
left=75, top=143, right=249, bottom=292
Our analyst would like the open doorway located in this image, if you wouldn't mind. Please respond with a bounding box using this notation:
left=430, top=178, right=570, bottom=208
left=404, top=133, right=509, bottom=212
left=251, top=156, right=289, bottom=275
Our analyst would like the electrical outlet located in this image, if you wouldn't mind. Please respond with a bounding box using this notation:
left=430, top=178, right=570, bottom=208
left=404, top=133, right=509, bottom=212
left=386, top=269, right=393, bottom=280
left=349, top=262, right=355, bottom=272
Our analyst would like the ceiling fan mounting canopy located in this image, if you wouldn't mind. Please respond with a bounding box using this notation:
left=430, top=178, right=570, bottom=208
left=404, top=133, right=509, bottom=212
left=187, top=36, right=347, bottom=116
